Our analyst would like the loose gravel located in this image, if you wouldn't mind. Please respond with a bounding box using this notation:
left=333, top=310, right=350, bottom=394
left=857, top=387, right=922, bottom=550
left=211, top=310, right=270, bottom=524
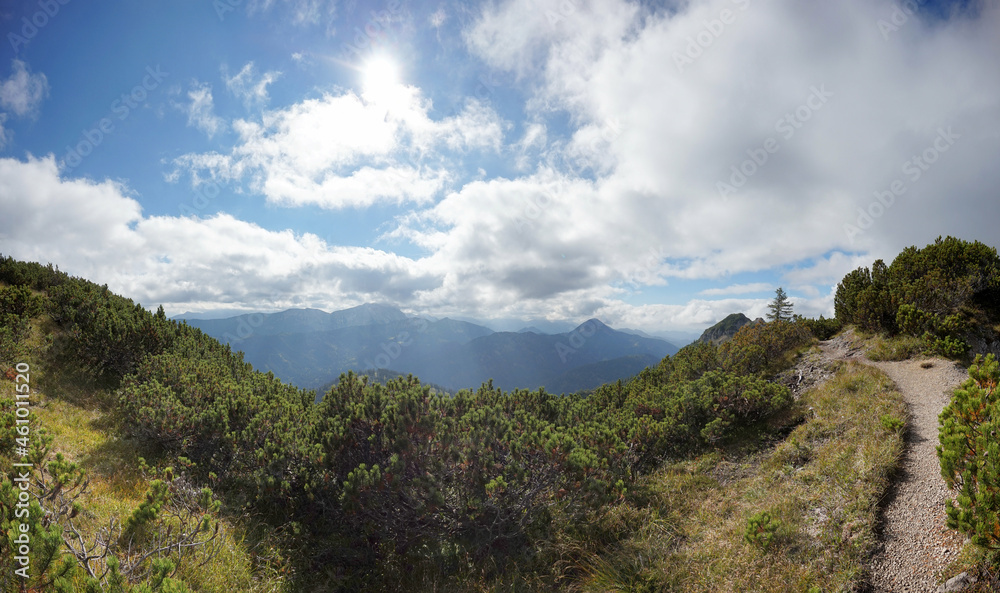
left=862, top=356, right=970, bottom=592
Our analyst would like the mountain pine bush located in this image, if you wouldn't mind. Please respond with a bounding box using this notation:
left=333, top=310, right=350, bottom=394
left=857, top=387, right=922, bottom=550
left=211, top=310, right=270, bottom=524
left=718, top=320, right=812, bottom=376
left=0, top=284, right=44, bottom=363
left=938, top=354, right=1000, bottom=552
left=835, top=237, right=1000, bottom=359
left=0, top=256, right=819, bottom=588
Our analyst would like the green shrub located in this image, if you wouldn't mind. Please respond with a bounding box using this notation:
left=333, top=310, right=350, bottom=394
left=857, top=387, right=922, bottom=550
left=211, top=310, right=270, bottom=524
left=0, top=255, right=821, bottom=588
left=719, top=320, right=812, bottom=376
left=879, top=414, right=904, bottom=433
left=938, top=354, right=1000, bottom=552
left=0, top=284, right=44, bottom=363
left=835, top=260, right=897, bottom=333
left=49, top=281, right=177, bottom=385
left=0, top=255, right=68, bottom=291
left=744, top=511, right=780, bottom=550
left=668, top=341, right=721, bottom=382
left=836, top=237, right=1000, bottom=348
left=797, top=315, right=843, bottom=340
left=925, top=333, right=970, bottom=359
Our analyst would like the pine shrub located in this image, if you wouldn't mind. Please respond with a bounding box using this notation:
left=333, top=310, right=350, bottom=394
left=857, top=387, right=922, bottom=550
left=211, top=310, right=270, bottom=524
left=938, top=354, right=1000, bottom=552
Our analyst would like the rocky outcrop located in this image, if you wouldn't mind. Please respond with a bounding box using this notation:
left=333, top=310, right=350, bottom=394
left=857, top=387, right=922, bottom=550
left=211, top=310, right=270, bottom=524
left=936, top=571, right=977, bottom=592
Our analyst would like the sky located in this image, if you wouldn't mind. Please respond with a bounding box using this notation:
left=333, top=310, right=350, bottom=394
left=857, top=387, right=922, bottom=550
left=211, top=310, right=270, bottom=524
left=0, top=0, right=998, bottom=334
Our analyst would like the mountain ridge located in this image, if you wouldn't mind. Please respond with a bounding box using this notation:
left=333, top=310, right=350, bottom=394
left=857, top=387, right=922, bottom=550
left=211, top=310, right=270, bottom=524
left=186, top=306, right=679, bottom=393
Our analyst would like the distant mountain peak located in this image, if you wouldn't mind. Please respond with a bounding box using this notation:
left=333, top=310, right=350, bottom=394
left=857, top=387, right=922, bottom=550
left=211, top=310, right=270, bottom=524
left=576, top=318, right=611, bottom=332
left=698, top=313, right=761, bottom=345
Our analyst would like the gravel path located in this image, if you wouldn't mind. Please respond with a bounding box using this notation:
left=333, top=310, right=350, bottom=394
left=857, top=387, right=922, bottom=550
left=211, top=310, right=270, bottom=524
left=860, top=356, right=970, bottom=592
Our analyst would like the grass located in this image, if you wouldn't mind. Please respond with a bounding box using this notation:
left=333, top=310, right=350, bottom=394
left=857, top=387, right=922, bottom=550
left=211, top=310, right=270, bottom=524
left=864, top=334, right=926, bottom=361
left=0, top=313, right=928, bottom=592
left=568, top=361, right=906, bottom=593
left=840, top=327, right=926, bottom=362
left=0, top=317, right=286, bottom=593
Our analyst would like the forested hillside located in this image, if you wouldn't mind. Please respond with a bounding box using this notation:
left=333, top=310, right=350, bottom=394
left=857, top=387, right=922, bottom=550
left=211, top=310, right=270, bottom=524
left=0, top=254, right=817, bottom=591
left=1, top=236, right=999, bottom=591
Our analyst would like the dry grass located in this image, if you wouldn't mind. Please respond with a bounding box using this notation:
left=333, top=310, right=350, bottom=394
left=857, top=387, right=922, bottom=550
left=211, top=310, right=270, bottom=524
left=574, top=361, right=906, bottom=593
left=1, top=320, right=285, bottom=593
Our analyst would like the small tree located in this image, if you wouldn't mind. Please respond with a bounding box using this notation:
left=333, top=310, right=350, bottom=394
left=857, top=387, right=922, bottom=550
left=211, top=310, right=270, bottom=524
left=938, top=354, right=1000, bottom=553
left=766, top=288, right=794, bottom=322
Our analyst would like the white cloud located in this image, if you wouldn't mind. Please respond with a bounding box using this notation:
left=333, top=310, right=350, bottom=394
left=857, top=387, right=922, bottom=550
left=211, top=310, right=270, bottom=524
left=781, top=252, right=878, bottom=288
left=178, top=82, right=225, bottom=138
left=172, top=85, right=506, bottom=209
left=0, top=155, right=838, bottom=329
left=0, top=60, right=48, bottom=117
left=430, top=7, right=447, bottom=28
left=223, top=62, right=281, bottom=109
left=700, top=282, right=773, bottom=297
left=594, top=299, right=772, bottom=333
left=0, top=114, right=8, bottom=150
left=430, top=0, right=1000, bottom=327
left=0, top=154, right=437, bottom=312
left=28, top=0, right=995, bottom=333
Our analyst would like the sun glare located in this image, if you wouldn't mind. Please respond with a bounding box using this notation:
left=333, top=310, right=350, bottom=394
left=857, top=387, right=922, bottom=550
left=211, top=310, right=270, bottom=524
left=362, top=55, right=400, bottom=99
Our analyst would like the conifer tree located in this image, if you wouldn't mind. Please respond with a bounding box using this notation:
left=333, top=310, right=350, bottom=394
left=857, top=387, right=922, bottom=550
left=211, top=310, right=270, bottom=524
left=766, top=287, right=794, bottom=322
left=938, top=354, right=1000, bottom=552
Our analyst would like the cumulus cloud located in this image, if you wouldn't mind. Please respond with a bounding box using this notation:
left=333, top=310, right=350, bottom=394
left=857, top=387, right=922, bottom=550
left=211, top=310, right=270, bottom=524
left=10, top=0, right=1000, bottom=333
left=0, top=60, right=48, bottom=117
left=171, top=84, right=507, bottom=209
left=0, top=154, right=438, bottom=313
left=421, top=0, right=1000, bottom=326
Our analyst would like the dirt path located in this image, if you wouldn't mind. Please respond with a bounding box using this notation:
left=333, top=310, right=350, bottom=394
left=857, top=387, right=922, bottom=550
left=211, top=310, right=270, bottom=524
left=814, top=333, right=970, bottom=591
left=864, top=357, right=969, bottom=592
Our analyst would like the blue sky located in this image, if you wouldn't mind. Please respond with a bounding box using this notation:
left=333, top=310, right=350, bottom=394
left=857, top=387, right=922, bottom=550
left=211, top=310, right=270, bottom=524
left=1, top=0, right=998, bottom=333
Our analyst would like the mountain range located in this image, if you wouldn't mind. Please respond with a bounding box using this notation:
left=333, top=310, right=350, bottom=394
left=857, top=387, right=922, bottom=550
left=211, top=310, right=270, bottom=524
left=178, top=304, right=680, bottom=393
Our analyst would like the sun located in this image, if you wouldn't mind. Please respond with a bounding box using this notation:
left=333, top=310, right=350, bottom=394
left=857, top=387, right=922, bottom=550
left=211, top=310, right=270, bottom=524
left=361, top=55, right=400, bottom=99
